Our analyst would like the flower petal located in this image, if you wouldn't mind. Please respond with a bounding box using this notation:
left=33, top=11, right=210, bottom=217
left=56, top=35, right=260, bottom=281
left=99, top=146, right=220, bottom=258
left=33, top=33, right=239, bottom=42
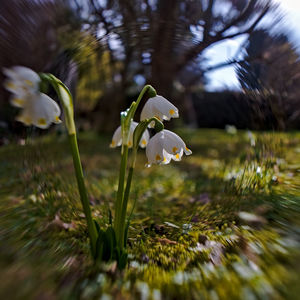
left=10, top=96, right=27, bottom=108
left=140, top=95, right=179, bottom=126
left=110, top=121, right=149, bottom=148
left=32, top=93, right=61, bottom=129
left=110, top=126, right=122, bottom=148
left=3, top=66, right=40, bottom=85
left=171, top=148, right=184, bottom=161
left=3, top=66, right=40, bottom=96
left=145, top=131, right=164, bottom=165
left=15, top=93, right=61, bottom=129
left=162, top=130, right=186, bottom=154
left=139, top=128, right=150, bottom=148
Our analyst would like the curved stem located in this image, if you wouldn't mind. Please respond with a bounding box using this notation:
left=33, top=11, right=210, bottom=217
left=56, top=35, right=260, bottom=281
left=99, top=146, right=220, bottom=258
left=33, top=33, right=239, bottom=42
left=129, top=85, right=154, bottom=121
left=44, top=74, right=98, bottom=257
left=69, top=133, right=98, bottom=256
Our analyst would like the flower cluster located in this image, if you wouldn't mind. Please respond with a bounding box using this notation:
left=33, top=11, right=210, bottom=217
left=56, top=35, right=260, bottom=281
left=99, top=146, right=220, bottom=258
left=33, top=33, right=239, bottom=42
left=111, top=95, right=191, bottom=166
left=3, top=66, right=61, bottom=129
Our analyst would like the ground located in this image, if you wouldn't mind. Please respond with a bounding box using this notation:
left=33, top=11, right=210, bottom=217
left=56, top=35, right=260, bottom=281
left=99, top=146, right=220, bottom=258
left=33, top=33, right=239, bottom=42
left=0, top=129, right=299, bottom=300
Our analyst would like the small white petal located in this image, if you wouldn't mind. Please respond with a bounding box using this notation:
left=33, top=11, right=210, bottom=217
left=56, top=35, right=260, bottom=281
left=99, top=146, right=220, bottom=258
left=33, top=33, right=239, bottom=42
left=184, top=146, right=192, bottom=155
left=10, top=96, right=27, bottom=108
left=4, top=66, right=40, bottom=85
left=16, top=112, right=33, bottom=126
left=140, top=95, right=179, bottom=127
left=151, top=96, right=179, bottom=120
left=172, top=148, right=184, bottom=161
left=145, top=132, right=164, bottom=165
left=4, top=80, right=27, bottom=96
left=3, top=66, right=40, bottom=97
left=139, top=127, right=150, bottom=148
left=110, top=126, right=122, bottom=148
left=162, top=150, right=173, bottom=164
left=162, top=130, right=186, bottom=154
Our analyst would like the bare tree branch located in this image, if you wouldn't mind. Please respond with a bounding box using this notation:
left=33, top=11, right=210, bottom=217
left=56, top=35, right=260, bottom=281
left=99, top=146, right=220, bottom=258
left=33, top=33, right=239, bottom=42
left=203, top=0, right=215, bottom=41
left=218, top=0, right=256, bottom=35
left=219, top=3, right=270, bottom=40
left=176, top=2, right=271, bottom=73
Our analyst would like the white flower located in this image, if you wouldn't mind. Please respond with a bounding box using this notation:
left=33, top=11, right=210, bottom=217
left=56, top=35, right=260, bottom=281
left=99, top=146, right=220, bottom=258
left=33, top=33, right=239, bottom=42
left=3, top=66, right=61, bottom=129
left=145, top=129, right=192, bottom=166
left=140, top=95, right=179, bottom=127
left=246, top=130, right=256, bottom=147
left=110, top=121, right=150, bottom=148
left=16, top=93, right=61, bottom=129
left=256, top=166, right=262, bottom=175
left=225, top=125, right=237, bottom=135
left=3, top=66, right=40, bottom=97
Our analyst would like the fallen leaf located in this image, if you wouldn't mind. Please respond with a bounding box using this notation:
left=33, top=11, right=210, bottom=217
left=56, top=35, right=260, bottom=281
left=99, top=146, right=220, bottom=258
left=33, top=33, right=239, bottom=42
left=157, top=238, right=177, bottom=245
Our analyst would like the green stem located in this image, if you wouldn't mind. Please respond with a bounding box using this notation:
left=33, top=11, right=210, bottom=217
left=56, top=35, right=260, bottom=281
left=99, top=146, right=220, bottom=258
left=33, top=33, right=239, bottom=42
left=129, top=85, right=152, bottom=120
left=69, top=133, right=98, bottom=256
left=114, top=145, right=129, bottom=247
left=42, top=73, right=98, bottom=258
left=119, top=166, right=134, bottom=249
left=114, top=84, right=156, bottom=249
left=119, top=149, right=137, bottom=249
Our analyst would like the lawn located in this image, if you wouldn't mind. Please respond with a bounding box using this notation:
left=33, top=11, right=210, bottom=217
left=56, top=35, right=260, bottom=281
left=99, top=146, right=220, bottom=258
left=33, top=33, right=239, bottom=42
left=0, top=129, right=299, bottom=299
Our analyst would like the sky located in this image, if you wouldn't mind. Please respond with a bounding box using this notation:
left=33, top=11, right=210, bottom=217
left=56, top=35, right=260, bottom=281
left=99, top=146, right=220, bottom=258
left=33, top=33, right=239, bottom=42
left=205, top=0, right=300, bottom=91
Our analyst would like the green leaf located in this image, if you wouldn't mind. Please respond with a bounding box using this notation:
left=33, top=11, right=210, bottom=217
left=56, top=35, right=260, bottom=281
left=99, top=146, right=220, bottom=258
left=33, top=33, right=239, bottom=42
left=108, top=209, right=113, bottom=226
left=114, top=246, right=120, bottom=262
left=95, top=229, right=105, bottom=261
left=102, top=233, right=112, bottom=261
left=106, top=226, right=116, bottom=248
left=118, top=251, right=128, bottom=270
left=93, top=219, right=101, bottom=234
left=124, top=220, right=130, bottom=248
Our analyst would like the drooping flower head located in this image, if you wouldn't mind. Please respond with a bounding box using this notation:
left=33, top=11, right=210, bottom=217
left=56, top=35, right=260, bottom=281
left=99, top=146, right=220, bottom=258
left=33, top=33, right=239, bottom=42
left=3, top=66, right=61, bottom=129
left=3, top=66, right=40, bottom=97
left=140, top=95, right=179, bottom=127
left=145, top=129, right=192, bottom=166
left=110, top=121, right=150, bottom=148
left=16, top=93, right=62, bottom=129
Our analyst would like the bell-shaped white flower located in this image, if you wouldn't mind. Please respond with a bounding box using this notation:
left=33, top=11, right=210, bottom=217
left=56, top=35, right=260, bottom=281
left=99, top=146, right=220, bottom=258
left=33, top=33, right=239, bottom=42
left=140, top=95, right=179, bottom=127
left=16, top=93, right=61, bottom=129
left=3, top=66, right=40, bottom=97
left=145, top=129, right=192, bottom=166
left=110, top=121, right=150, bottom=148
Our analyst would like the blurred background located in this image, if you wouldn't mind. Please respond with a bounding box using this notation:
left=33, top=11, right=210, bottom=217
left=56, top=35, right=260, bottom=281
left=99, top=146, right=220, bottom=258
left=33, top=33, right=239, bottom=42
left=0, top=0, right=300, bottom=139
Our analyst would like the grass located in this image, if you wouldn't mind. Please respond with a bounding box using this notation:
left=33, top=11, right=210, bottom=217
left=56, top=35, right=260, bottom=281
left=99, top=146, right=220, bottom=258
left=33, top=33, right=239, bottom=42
left=0, top=129, right=299, bottom=299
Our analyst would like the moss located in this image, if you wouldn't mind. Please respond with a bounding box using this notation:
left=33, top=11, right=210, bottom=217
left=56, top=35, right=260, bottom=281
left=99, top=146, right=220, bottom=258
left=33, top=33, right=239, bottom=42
left=0, top=129, right=299, bottom=299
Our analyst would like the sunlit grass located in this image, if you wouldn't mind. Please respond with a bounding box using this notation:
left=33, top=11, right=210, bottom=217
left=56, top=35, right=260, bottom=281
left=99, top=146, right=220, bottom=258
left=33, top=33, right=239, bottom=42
left=0, top=129, right=299, bottom=299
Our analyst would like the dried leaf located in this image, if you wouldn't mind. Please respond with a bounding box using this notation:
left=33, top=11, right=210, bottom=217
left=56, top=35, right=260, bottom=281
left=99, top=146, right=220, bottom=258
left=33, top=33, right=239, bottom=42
left=157, top=238, right=177, bottom=245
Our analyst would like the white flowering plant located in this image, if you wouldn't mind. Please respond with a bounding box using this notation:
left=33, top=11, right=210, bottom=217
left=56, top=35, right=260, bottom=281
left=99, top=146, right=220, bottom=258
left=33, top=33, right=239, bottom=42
left=107, top=85, right=192, bottom=268
left=3, top=67, right=191, bottom=269
left=4, top=66, right=98, bottom=258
